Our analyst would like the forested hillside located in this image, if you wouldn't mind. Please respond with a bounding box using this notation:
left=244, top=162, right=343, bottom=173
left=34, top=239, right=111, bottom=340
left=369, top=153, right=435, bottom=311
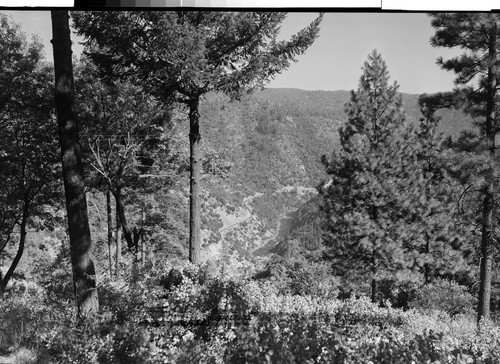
left=193, top=87, right=475, bottom=264
left=2, top=11, right=500, bottom=364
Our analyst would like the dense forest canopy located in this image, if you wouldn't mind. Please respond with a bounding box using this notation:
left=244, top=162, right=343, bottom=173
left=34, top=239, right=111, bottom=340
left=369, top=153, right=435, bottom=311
left=1, top=11, right=500, bottom=363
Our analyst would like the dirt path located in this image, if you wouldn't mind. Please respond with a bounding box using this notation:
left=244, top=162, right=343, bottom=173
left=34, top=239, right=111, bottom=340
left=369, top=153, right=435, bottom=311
left=218, top=193, right=262, bottom=234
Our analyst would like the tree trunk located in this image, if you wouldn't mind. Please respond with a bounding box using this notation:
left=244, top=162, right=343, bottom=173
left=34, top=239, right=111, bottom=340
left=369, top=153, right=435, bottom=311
left=189, top=97, right=202, bottom=264
left=51, top=10, right=99, bottom=318
left=141, top=238, right=146, bottom=267
left=113, top=186, right=136, bottom=252
left=478, top=25, right=497, bottom=325
left=133, top=227, right=142, bottom=257
left=478, top=191, right=493, bottom=322
left=115, top=199, right=121, bottom=277
left=371, top=254, right=378, bottom=304
left=371, top=206, right=378, bottom=304
left=0, top=196, right=29, bottom=294
left=371, top=278, right=377, bottom=304
left=424, top=235, right=431, bottom=284
left=141, top=204, right=145, bottom=267
left=106, top=189, right=113, bottom=278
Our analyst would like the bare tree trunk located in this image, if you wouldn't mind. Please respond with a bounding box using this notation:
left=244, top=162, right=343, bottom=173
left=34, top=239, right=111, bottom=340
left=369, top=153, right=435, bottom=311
left=106, top=189, right=113, bottom=278
left=141, top=204, right=145, bottom=267
left=0, top=196, right=29, bottom=293
left=424, top=235, right=431, bottom=284
left=113, top=185, right=136, bottom=252
left=141, top=239, right=146, bottom=267
left=115, top=199, right=121, bottom=278
left=371, top=255, right=378, bottom=304
left=371, top=206, right=378, bottom=304
left=51, top=10, right=98, bottom=318
left=189, top=97, right=201, bottom=264
left=479, top=191, right=493, bottom=322
left=478, top=25, right=497, bottom=324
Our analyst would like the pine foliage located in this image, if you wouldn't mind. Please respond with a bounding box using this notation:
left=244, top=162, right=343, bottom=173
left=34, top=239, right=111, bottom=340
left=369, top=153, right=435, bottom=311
left=427, top=13, right=500, bottom=323
left=319, top=51, right=468, bottom=299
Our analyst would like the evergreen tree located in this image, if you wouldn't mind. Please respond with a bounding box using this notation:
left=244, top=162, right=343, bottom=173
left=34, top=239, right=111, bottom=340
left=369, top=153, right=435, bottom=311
left=413, top=97, right=474, bottom=285
left=320, top=50, right=470, bottom=302
left=320, top=50, right=421, bottom=302
left=71, top=11, right=323, bottom=265
left=427, top=13, right=500, bottom=323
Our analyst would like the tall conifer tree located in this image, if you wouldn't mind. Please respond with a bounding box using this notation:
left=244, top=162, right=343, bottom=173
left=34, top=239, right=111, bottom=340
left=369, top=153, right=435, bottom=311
left=320, top=50, right=420, bottom=302
left=321, top=51, right=473, bottom=302
left=428, top=13, right=500, bottom=323
left=71, top=11, right=322, bottom=264
left=414, top=97, right=473, bottom=285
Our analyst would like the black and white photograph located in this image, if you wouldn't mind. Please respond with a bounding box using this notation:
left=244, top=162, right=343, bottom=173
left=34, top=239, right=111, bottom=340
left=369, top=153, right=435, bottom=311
left=1, top=7, right=500, bottom=363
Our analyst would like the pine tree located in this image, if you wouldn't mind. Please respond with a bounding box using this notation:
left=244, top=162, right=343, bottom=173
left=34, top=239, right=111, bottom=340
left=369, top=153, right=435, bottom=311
left=427, top=13, right=500, bottom=323
left=71, top=11, right=323, bottom=264
left=321, top=51, right=473, bottom=303
left=414, top=97, right=474, bottom=285
left=320, top=50, right=421, bottom=302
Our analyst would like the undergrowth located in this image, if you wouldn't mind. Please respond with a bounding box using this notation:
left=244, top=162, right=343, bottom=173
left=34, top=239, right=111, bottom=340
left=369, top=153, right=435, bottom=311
left=1, top=264, right=499, bottom=363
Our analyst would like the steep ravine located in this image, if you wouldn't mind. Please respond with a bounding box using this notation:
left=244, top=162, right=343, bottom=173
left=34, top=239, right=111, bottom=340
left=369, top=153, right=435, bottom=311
left=200, top=187, right=317, bottom=266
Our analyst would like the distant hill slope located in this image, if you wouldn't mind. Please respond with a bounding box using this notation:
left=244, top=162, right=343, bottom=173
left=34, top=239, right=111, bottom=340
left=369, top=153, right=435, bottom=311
left=193, top=88, right=476, bottom=266
left=201, top=87, right=474, bottom=192
left=249, top=88, right=475, bottom=137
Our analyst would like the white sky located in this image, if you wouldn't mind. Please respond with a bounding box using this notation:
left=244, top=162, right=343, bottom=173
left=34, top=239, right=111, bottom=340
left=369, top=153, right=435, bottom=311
left=269, top=12, right=462, bottom=94
left=0, top=10, right=471, bottom=94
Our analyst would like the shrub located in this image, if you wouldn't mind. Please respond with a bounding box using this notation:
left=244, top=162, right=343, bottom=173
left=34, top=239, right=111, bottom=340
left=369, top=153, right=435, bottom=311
left=377, top=279, right=418, bottom=310
left=4, top=262, right=499, bottom=363
left=265, top=251, right=339, bottom=298
left=409, top=279, right=477, bottom=316
left=8, top=347, right=38, bottom=364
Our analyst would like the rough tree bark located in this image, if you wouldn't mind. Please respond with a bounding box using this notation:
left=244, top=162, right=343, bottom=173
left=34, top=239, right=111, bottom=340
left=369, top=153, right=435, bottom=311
left=371, top=257, right=378, bottom=304
left=479, top=189, right=494, bottom=322
left=106, top=189, right=113, bottom=278
left=51, top=10, right=99, bottom=317
left=141, top=204, right=145, bottom=267
left=113, top=185, right=136, bottom=252
left=370, top=205, right=379, bottom=304
left=188, top=97, right=201, bottom=264
left=424, top=235, right=431, bottom=284
left=478, top=25, right=497, bottom=324
left=115, top=199, right=121, bottom=277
